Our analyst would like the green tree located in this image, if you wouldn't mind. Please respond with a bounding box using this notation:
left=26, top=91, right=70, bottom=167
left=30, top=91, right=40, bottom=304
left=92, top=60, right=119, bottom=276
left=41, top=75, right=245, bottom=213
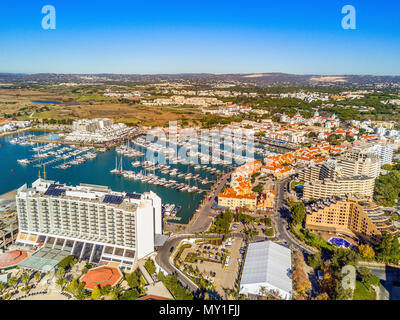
left=358, top=244, right=375, bottom=260
left=0, top=282, right=5, bottom=294
left=125, top=270, right=141, bottom=289
left=374, top=171, right=400, bottom=207
left=390, top=235, right=400, bottom=264
left=290, top=202, right=305, bottom=226
left=56, top=267, right=66, bottom=278
left=144, top=259, right=156, bottom=275
left=56, top=277, right=66, bottom=290
left=119, top=288, right=140, bottom=300
left=308, top=253, right=323, bottom=270
left=334, top=281, right=353, bottom=300
left=68, top=278, right=79, bottom=295
left=375, top=232, right=399, bottom=263
left=110, top=286, right=121, bottom=300
left=21, top=273, right=30, bottom=285
left=252, top=184, right=264, bottom=194
left=8, top=276, right=17, bottom=289
left=91, top=285, right=102, bottom=300
left=34, top=272, right=41, bottom=282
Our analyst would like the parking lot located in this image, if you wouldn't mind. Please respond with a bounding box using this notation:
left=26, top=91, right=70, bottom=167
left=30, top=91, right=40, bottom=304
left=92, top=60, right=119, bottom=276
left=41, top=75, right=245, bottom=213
left=177, top=237, right=247, bottom=298
left=231, top=220, right=274, bottom=238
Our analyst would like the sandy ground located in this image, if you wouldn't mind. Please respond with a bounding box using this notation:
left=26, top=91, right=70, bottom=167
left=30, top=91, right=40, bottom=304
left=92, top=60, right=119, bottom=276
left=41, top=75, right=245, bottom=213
left=20, top=291, right=69, bottom=300
left=0, top=189, right=17, bottom=200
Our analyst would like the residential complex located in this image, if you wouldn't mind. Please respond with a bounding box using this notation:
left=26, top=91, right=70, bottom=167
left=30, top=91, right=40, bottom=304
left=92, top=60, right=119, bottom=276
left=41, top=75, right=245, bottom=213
left=66, top=118, right=134, bottom=144
left=299, top=149, right=381, bottom=201
left=352, top=143, right=394, bottom=166
left=339, top=151, right=381, bottom=178
left=15, top=179, right=162, bottom=270
left=218, top=188, right=258, bottom=210
left=218, top=160, right=271, bottom=211
left=280, top=111, right=340, bottom=129
left=305, top=196, right=399, bottom=244
left=303, top=175, right=375, bottom=201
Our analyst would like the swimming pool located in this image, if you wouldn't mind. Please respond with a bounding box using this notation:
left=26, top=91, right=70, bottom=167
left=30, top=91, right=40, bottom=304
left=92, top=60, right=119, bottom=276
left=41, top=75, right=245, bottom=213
left=329, top=237, right=351, bottom=249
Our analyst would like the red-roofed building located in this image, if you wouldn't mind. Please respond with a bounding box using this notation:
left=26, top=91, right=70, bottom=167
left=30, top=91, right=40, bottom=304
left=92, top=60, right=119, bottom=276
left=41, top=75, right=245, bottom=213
left=0, top=250, right=28, bottom=270
left=80, top=265, right=123, bottom=291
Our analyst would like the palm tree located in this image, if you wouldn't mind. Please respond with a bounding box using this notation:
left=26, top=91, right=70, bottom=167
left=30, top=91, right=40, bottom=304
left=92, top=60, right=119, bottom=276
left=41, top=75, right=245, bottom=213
left=56, top=267, right=65, bottom=278
left=111, top=286, right=121, bottom=300
left=34, top=272, right=41, bottom=282
left=0, top=282, right=5, bottom=294
left=7, top=277, right=17, bottom=290
left=56, top=277, right=66, bottom=290
left=21, top=273, right=30, bottom=286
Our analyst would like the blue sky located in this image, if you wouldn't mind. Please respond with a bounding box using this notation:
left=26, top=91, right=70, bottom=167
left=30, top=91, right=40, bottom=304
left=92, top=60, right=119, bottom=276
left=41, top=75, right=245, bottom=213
left=0, top=0, right=399, bottom=75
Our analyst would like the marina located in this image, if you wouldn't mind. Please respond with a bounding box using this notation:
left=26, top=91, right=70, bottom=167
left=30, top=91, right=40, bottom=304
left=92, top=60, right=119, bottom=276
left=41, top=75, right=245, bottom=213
left=0, top=131, right=250, bottom=223
left=2, top=130, right=271, bottom=223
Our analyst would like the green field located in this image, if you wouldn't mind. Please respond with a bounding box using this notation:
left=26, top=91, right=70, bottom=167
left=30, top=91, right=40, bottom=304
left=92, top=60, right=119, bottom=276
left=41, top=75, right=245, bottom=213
left=353, top=281, right=376, bottom=300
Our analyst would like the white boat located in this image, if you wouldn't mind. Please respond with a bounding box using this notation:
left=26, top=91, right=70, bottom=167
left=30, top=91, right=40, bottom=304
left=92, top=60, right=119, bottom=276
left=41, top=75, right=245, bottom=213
left=17, top=159, right=30, bottom=165
left=131, top=161, right=141, bottom=167
left=188, top=186, right=199, bottom=193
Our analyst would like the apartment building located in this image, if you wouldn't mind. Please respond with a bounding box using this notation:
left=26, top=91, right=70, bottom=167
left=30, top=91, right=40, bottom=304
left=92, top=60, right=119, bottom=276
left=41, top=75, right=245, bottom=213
left=15, top=179, right=162, bottom=269
left=339, top=150, right=381, bottom=178
left=352, top=143, right=394, bottom=166
left=300, top=149, right=380, bottom=201
left=298, top=162, right=340, bottom=182
left=303, top=176, right=375, bottom=201
left=218, top=188, right=257, bottom=210
left=305, top=196, right=399, bottom=244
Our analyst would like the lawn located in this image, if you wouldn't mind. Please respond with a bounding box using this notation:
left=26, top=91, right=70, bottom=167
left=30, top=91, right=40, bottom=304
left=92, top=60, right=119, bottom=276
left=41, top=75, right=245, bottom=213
left=353, top=281, right=376, bottom=300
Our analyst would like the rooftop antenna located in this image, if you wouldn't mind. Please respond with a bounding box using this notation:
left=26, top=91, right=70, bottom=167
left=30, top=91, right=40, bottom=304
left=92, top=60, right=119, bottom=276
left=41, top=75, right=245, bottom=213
left=38, top=169, right=41, bottom=180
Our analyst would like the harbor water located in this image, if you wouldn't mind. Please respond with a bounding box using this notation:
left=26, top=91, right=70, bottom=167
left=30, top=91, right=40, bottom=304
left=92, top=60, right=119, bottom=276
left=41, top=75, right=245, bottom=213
left=0, top=131, right=221, bottom=223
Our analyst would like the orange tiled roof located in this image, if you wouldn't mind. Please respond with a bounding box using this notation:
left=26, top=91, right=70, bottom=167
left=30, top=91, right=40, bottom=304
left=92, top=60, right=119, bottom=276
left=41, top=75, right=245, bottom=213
left=80, top=266, right=123, bottom=290
left=218, top=188, right=256, bottom=200
left=0, top=250, right=28, bottom=269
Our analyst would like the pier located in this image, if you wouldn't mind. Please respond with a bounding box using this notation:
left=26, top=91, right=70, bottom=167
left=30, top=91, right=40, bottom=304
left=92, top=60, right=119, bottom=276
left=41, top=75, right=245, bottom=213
left=256, top=137, right=298, bottom=151
left=28, top=130, right=145, bottom=149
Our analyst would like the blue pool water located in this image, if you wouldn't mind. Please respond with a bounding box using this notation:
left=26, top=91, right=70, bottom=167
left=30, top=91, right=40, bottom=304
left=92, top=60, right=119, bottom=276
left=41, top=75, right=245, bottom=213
left=329, top=237, right=351, bottom=249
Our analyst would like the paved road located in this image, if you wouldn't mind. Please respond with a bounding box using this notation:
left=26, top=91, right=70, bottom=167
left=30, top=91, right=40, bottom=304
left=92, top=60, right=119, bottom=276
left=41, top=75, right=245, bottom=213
left=156, top=235, right=200, bottom=292
left=156, top=231, right=272, bottom=294
left=359, top=263, right=400, bottom=300
left=156, top=234, right=234, bottom=293
left=273, top=176, right=316, bottom=255
left=156, top=173, right=317, bottom=295
left=186, top=172, right=231, bottom=234
left=157, top=172, right=232, bottom=294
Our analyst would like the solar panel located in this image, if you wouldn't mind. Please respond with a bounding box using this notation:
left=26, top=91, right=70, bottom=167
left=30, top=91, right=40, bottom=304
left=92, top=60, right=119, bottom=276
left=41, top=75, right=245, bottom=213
left=103, top=195, right=123, bottom=205
left=44, top=187, right=66, bottom=197
left=125, top=193, right=141, bottom=200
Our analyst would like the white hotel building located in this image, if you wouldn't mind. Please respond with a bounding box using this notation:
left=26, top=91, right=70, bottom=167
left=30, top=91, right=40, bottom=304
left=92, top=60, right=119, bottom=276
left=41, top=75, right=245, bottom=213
left=15, top=179, right=162, bottom=270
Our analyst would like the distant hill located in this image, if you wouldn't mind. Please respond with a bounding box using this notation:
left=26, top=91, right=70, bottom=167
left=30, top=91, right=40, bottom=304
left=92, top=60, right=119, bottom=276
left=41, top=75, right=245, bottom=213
left=0, top=72, right=399, bottom=88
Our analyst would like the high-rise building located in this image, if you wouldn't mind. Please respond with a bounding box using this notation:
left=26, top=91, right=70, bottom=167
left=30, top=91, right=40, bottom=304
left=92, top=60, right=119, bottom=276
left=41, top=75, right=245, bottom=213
left=15, top=179, right=162, bottom=270
left=337, top=151, right=381, bottom=179
left=305, top=196, right=399, bottom=244
left=352, top=143, right=394, bottom=166
left=299, top=150, right=381, bottom=201
left=303, top=176, right=375, bottom=201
